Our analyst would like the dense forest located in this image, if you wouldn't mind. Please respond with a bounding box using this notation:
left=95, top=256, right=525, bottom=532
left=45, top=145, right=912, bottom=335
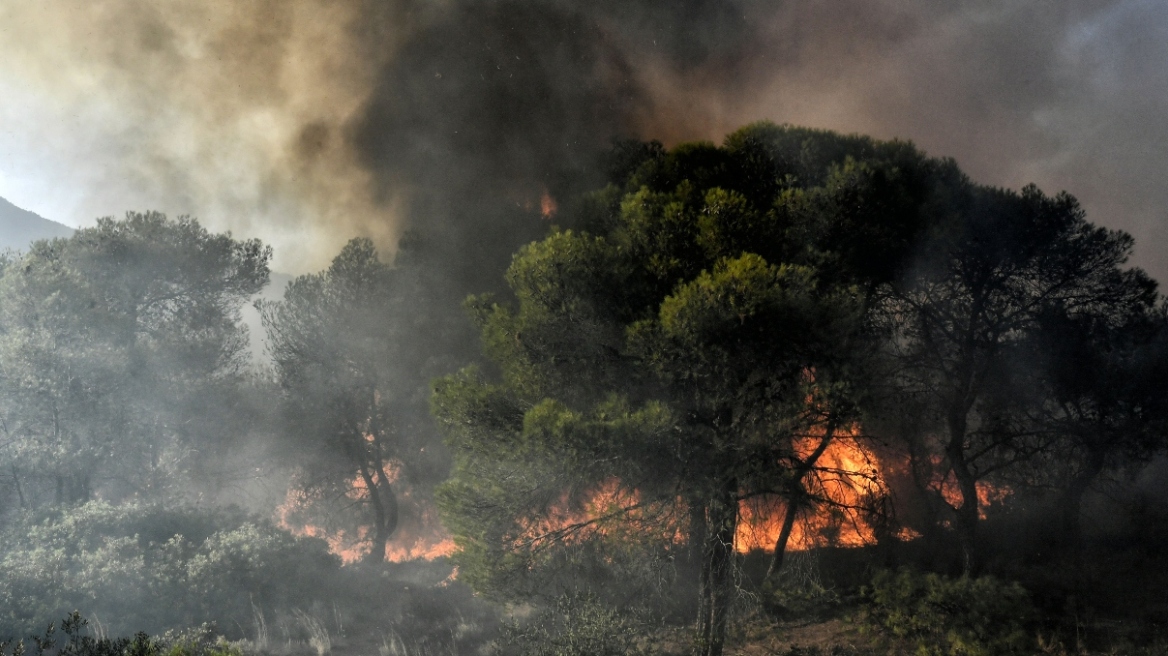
left=2, top=124, right=1168, bottom=656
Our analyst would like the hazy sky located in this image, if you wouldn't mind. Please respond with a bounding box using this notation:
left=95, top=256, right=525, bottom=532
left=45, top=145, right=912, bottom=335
left=0, top=0, right=1165, bottom=280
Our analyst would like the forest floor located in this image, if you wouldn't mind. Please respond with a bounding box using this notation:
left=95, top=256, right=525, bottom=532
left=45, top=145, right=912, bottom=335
left=646, top=614, right=1168, bottom=656
left=648, top=615, right=880, bottom=656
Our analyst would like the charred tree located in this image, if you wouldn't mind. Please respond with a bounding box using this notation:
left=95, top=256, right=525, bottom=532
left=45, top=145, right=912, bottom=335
left=879, top=184, right=1158, bottom=573
left=764, top=421, right=836, bottom=583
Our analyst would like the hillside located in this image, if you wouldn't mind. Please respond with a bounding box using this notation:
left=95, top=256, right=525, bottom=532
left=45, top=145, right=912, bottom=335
left=0, top=196, right=73, bottom=251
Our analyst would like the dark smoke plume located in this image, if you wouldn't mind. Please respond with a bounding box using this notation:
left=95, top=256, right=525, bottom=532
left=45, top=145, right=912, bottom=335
left=0, top=0, right=1164, bottom=281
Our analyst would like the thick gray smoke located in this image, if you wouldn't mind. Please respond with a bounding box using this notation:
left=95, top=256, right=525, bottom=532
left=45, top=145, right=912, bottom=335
left=0, top=0, right=1164, bottom=280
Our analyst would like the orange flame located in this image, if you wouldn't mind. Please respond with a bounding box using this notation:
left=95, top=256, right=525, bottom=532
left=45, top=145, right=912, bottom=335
left=515, top=479, right=686, bottom=550
left=276, top=464, right=455, bottom=564
left=516, top=432, right=892, bottom=557
left=933, top=472, right=1011, bottom=520
left=735, top=431, right=887, bottom=553
left=540, top=190, right=557, bottom=219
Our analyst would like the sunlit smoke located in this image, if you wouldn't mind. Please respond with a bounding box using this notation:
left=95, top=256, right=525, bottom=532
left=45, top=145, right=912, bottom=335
left=0, top=0, right=403, bottom=272
left=0, top=1, right=1165, bottom=279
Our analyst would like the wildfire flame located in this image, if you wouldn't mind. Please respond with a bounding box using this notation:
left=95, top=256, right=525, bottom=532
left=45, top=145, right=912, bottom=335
left=277, top=466, right=455, bottom=564
left=736, top=432, right=887, bottom=553
left=539, top=190, right=557, bottom=219
left=513, top=433, right=889, bottom=556
left=517, top=428, right=1012, bottom=557
left=278, top=427, right=1012, bottom=565
left=515, top=479, right=686, bottom=551
left=933, top=469, right=1011, bottom=520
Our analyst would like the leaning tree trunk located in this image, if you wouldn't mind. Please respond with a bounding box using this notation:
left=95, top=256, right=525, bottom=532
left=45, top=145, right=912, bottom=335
left=765, top=422, right=836, bottom=584
left=698, top=478, right=739, bottom=656
left=765, top=500, right=800, bottom=584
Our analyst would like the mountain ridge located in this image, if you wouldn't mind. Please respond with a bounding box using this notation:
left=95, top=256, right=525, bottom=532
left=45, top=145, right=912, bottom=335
left=0, top=196, right=74, bottom=251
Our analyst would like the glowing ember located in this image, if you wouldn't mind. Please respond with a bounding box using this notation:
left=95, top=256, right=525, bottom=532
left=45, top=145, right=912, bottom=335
left=935, top=472, right=1011, bottom=520
left=540, top=190, right=557, bottom=219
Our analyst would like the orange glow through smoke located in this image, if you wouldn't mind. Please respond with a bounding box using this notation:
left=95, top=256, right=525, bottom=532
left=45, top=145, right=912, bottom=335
left=516, top=431, right=891, bottom=555
left=277, top=466, right=456, bottom=564
left=540, top=191, right=557, bottom=219
left=514, top=478, right=685, bottom=550
left=934, top=471, right=1011, bottom=520
left=278, top=433, right=1012, bottom=564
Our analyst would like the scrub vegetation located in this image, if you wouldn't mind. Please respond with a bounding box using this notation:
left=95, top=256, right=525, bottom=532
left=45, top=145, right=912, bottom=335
left=1, top=125, right=1167, bottom=655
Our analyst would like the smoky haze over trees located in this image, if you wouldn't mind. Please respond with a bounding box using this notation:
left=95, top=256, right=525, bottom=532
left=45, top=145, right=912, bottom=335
left=4, top=1, right=1168, bottom=283
left=875, top=185, right=1161, bottom=573
left=1, top=1, right=1167, bottom=653
left=0, top=212, right=270, bottom=507
left=0, top=123, right=1165, bottom=653
left=260, top=238, right=448, bottom=564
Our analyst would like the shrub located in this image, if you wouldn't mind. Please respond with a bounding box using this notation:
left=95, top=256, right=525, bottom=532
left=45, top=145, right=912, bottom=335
left=762, top=549, right=840, bottom=618
left=0, top=502, right=340, bottom=638
left=0, top=612, right=254, bottom=656
left=497, top=592, right=653, bottom=656
left=861, top=569, right=1035, bottom=656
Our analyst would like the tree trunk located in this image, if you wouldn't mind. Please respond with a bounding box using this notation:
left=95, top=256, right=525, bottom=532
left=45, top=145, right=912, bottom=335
left=764, top=422, right=836, bottom=584
left=11, top=467, right=25, bottom=509
left=764, top=500, right=799, bottom=583
left=359, top=465, right=399, bottom=564
left=681, top=497, right=708, bottom=619
left=697, top=478, right=738, bottom=656
left=370, top=485, right=399, bottom=564
left=946, top=411, right=979, bottom=575
left=696, top=512, right=712, bottom=651
left=1060, top=450, right=1105, bottom=553
left=688, top=499, right=708, bottom=575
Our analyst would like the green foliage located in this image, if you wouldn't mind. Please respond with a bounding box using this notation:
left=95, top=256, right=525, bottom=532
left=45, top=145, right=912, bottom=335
left=0, top=611, right=255, bottom=656
left=260, top=237, right=425, bottom=562
left=861, top=569, right=1035, bottom=656
left=498, top=593, right=654, bottom=656
left=0, top=502, right=339, bottom=639
left=761, top=551, right=839, bottom=618
left=0, top=211, right=271, bottom=507
left=435, top=123, right=958, bottom=656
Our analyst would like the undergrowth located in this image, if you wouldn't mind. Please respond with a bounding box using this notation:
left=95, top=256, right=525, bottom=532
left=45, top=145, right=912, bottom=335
left=860, top=569, right=1035, bottom=656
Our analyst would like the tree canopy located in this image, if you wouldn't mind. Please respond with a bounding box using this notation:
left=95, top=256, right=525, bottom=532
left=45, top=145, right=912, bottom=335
left=434, top=123, right=969, bottom=656
left=0, top=212, right=270, bottom=507
left=875, top=185, right=1161, bottom=571
left=432, top=121, right=1167, bottom=655
left=261, top=238, right=435, bottom=563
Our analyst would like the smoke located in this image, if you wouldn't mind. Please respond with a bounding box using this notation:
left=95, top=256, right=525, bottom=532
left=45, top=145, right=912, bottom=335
left=0, top=0, right=1165, bottom=279
left=0, top=0, right=400, bottom=270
